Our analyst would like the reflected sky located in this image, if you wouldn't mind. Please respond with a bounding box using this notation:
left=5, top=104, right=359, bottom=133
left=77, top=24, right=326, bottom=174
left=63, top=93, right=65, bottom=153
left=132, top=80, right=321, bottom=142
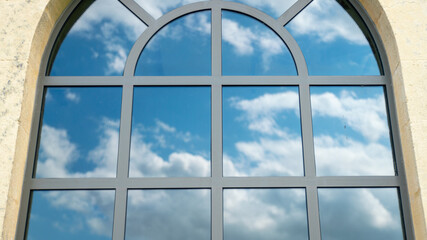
left=223, top=87, right=303, bottom=176
left=311, top=86, right=395, bottom=176
left=35, top=87, right=122, bottom=178
left=226, top=0, right=298, bottom=18
left=126, top=189, right=210, bottom=240
left=26, top=190, right=115, bottom=240
left=134, top=0, right=204, bottom=19
left=224, top=188, right=308, bottom=240
left=286, top=0, right=381, bottom=75
left=318, top=188, right=404, bottom=240
left=135, top=11, right=211, bottom=76
left=222, top=11, right=297, bottom=76
left=129, top=87, right=211, bottom=177
left=50, top=0, right=146, bottom=76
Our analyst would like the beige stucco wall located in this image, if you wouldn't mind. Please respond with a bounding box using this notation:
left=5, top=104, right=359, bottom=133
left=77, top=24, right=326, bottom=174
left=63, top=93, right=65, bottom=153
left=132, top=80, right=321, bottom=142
left=0, top=0, right=425, bottom=239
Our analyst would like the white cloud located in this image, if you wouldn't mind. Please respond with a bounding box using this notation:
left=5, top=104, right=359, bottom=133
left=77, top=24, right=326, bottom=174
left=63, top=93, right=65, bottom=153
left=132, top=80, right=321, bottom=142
left=288, top=0, right=368, bottom=45
left=233, top=0, right=298, bottom=17
left=311, top=90, right=389, bottom=142
left=65, top=89, right=80, bottom=103
left=222, top=18, right=287, bottom=71
left=69, top=0, right=146, bottom=74
left=314, top=135, right=395, bottom=176
left=134, top=0, right=202, bottom=19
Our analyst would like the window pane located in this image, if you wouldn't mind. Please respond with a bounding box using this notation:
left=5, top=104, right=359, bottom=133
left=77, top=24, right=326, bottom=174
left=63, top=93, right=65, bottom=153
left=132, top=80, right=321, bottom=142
left=134, top=0, right=204, bottom=19
left=311, top=86, right=395, bottom=176
left=135, top=11, right=211, bottom=76
left=225, top=0, right=298, bottom=18
left=126, top=190, right=210, bottom=240
left=224, top=189, right=308, bottom=240
left=26, top=190, right=115, bottom=240
left=49, top=0, right=146, bottom=76
left=222, top=11, right=297, bottom=76
left=318, top=188, right=404, bottom=240
left=223, top=87, right=303, bottom=176
left=35, top=87, right=122, bottom=178
left=285, top=0, right=381, bottom=75
left=130, top=87, right=211, bottom=177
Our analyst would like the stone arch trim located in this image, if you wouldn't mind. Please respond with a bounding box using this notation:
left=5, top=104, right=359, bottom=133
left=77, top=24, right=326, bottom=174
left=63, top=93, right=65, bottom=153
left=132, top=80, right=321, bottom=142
left=1, top=0, right=425, bottom=239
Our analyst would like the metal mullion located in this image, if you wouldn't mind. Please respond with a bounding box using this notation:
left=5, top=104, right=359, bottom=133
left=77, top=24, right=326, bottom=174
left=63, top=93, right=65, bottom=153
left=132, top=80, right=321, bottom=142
left=126, top=177, right=213, bottom=188
left=307, top=186, right=322, bottom=240
left=211, top=82, right=223, bottom=240
left=132, top=76, right=214, bottom=85
left=29, top=178, right=117, bottom=189
left=220, top=76, right=300, bottom=85
left=307, top=75, right=386, bottom=85
left=44, top=76, right=125, bottom=86
left=385, top=83, right=415, bottom=239
left=278, top=0, right=313, bottom=26
left=212, top=2, right=222, bottom=76
left=112, top=84, right=134, bottom=240
left=119, top=0, right=155, bottom=26
left=299, top=81, right=321, bottom=240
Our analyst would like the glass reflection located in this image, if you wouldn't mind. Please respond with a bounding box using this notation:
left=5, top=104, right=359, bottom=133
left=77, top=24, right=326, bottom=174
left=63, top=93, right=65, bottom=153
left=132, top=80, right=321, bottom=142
left=285, top=0, right=381, bottom=75
left=135, top=11, right=211, bottom=76
left=222, top=11, right=297, bottom=76
left=224, top=188, right=308, bottom=240
left=49, top=0, right=146, bottom=76
left=126, top=190, right=210, bottom=240
left=134, top=0, right=204, bottom=19
left=311, top=86, right=395, bottom=176
left=26, top=190, right=115, bottom=240
left=226, top=0, right=298, bottom=18
left=35, top=87, right=122, bottom=178
left=223, top=87, right=303, bottom=176
left=130, top=87, right=211, bottom=177
left=318, top=188, right=404, bottom=240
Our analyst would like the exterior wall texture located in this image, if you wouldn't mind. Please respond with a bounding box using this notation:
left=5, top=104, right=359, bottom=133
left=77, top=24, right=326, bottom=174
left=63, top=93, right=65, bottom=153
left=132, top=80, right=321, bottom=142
left=0, top=0, right=425, bottom=239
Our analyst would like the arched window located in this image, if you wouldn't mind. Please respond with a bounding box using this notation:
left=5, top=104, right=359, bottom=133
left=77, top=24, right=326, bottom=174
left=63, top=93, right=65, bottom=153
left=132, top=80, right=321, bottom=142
left=17, top=0, right=414, bottom=239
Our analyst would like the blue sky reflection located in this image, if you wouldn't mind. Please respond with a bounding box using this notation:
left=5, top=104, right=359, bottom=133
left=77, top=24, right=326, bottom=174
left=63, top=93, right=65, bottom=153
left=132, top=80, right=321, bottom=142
left=222, top=11, right=297, bottom=76
left=26, top=190, right=115, bottom=240
left=50, top=0, right=146, bottom=76
left=135, top=11, right=211, bottom=76
left=129, top=87, right=211, bottom=177
left=35, top=87, right=122, bottom=178
left=286, top=0, right=381, bottom=75
left=311, top=86, right=395, bottom=176
left=126, top=190, right=210, bottom=240
left=319, top=188, right=404, bottom=240
left=223, top=87, right=303, bottom=176
left=224, top=188, right=308, bottom=240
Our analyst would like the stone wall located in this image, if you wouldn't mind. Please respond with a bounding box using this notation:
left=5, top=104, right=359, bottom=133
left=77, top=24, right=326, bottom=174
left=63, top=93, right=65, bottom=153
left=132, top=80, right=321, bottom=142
left=0, top=0, right=425, bottom=239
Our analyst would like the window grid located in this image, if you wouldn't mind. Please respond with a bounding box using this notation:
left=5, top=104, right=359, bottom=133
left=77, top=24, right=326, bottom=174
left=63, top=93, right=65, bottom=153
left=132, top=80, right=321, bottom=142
left=16, top=0, right=414, bottom=240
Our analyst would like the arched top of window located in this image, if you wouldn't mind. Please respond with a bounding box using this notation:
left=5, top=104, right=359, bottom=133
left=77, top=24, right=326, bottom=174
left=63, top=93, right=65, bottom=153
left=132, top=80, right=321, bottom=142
left=47, top=0, right=382, bottom=77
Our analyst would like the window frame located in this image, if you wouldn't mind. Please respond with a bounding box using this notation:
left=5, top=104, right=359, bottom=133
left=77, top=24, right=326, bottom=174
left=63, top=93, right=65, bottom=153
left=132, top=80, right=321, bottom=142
left=16, top=0, right=415, bottom=239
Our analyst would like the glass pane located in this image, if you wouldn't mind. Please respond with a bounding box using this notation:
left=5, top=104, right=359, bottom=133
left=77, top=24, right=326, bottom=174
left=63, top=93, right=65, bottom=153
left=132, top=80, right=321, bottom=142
left=135, top=11, right=211, bottom=76
left=223, top=87, right=303, bottom=176
left=311, top=86, right=395, bottom=176
left=26, top=190, right=115, bottom=240
left=35, top=87, right=122, bottom=178
left=130, top=87, right=211, bottom=177
left=224, top=189, right=308, bottom=240
left=225, top=0, right=298, bottom=18
left=134, top=0, right=204, bottom=19
left=318, top=188, right=404, bottom=240
left=222, top=11, right=297, bottom=76
left=285, top=0, right=381, bottom=75
left=126, top=190, right=210, bottom=240
left=49, top=0, right=146, bottom=76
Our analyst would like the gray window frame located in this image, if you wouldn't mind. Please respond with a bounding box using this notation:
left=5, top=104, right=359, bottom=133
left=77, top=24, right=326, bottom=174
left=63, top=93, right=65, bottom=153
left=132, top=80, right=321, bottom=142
left=16, top=0, right=415, bottom=239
